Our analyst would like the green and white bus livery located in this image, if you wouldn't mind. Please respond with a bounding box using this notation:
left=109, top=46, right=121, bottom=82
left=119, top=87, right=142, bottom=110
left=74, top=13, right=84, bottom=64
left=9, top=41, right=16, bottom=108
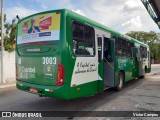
left=16, top=9, right=151, bottom=100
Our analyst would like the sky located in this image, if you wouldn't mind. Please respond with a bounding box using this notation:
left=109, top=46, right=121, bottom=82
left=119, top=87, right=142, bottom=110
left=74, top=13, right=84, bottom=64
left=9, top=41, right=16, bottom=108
left=4, top=0, right=160, bottom=33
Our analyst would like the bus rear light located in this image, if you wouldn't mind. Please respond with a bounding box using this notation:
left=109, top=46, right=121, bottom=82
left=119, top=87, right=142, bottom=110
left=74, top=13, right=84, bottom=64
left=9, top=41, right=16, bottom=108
left=56, top=63, right=64, bottom=86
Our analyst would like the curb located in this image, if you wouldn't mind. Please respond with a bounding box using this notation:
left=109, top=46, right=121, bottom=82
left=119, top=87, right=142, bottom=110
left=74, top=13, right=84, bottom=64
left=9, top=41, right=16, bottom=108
left=0, top=83, right=16, bottom=89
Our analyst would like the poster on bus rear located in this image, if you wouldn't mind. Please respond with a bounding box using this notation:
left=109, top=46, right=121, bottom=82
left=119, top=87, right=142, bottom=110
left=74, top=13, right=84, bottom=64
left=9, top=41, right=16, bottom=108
left=17, top=12, right=61, bottom=45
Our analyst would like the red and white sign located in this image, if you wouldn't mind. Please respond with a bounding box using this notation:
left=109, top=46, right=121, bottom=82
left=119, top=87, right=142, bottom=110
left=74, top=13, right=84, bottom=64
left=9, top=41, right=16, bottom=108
left=39, top=15, right=52, bottom=30
left=22, top=22, right=28, bottom=33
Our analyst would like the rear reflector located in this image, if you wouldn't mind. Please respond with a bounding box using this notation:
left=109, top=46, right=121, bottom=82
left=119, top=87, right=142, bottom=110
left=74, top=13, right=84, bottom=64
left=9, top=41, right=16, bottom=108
left=56, top=63, right=65, bottom=86
left=49, top=90, right=54, bottom=92
left=30, top=88, right=38, bottom=93
left=45, top=89, right=54, bottom=92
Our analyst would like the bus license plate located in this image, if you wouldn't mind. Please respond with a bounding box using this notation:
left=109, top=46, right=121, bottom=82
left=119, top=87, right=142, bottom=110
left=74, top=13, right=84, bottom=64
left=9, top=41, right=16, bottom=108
left=30, top=88, right=38, bottom=93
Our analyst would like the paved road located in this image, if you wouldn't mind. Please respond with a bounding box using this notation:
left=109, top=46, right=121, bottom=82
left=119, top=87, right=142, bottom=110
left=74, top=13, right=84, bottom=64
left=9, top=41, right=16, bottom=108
left=0, top=64, right=160, bottom=119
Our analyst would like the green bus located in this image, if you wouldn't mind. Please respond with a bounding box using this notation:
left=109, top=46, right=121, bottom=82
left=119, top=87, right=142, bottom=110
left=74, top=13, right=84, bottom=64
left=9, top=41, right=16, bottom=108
left=16, top=9, right=151, bottom=100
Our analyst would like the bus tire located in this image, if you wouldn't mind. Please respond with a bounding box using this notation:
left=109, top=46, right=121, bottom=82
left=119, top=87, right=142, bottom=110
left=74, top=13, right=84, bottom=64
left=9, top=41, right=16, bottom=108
left=140, top=75, right=145, bottom=79
left=115, top=72, right=124, bottom=91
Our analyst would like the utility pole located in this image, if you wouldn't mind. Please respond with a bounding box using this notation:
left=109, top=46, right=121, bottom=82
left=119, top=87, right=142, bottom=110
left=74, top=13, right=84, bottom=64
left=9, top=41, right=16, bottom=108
left=1, top=0, right=4, bottom=83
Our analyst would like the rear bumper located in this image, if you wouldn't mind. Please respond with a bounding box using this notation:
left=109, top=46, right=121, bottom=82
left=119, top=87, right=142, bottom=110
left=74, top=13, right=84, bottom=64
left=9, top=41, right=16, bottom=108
left=16, top=80, right=70, bottom=100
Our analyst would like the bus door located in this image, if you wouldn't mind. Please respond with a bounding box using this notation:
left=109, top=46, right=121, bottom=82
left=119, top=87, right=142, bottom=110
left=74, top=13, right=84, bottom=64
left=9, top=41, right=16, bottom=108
left=133, top=47, right=138, bottom=77
left=140, top=47, right=144, bottom=76
left=136, top=47, right=143, bottom=76
left=97, top=35, right=115, bottom=89
left=103, top=37, right=115, bottom=88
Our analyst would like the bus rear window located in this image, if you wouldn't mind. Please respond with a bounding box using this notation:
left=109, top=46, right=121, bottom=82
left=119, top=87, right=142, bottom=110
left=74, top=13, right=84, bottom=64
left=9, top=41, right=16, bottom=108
left=17, top=12, right=61, bottom=45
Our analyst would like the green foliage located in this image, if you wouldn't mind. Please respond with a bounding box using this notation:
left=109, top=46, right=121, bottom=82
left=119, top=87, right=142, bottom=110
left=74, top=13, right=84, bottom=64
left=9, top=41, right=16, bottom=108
left=126, top=31, right=159, bottom=43
left=126, top=31, right=160, bottom=62
left=0, top=14, right=17, bottom=52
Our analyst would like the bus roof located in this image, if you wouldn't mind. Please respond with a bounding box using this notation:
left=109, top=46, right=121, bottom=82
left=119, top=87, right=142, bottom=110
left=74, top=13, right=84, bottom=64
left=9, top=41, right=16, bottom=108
left=65, top=9, right=149, bottom=48
left=18, top=9, right=149, bottom=48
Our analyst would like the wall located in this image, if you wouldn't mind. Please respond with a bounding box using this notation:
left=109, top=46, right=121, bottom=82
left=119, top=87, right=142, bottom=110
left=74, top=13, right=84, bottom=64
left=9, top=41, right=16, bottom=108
left=0, top=51, right=15, bottom=83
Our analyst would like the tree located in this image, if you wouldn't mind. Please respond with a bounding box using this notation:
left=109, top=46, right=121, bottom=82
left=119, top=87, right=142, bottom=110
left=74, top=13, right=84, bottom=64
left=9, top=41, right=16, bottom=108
left=4, top=18, right=17, bottom=52
left=0, top=14, right=17, bottom=52
left=0, top=14, right=6, bottom=46
left=126, top=31, right=158, bottom=44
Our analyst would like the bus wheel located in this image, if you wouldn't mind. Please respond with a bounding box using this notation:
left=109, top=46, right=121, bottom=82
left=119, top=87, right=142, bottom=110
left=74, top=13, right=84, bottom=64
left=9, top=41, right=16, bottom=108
left=115, top=72, right=124, bottom=91
left=140, top=75, right=145, bottom=79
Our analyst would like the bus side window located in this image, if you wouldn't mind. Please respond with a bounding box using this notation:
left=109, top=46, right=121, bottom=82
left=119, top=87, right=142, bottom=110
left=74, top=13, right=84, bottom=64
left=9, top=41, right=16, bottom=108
left=72, top=21, right=95, bottom=57
left=115, top=38, right=134, bottom=58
